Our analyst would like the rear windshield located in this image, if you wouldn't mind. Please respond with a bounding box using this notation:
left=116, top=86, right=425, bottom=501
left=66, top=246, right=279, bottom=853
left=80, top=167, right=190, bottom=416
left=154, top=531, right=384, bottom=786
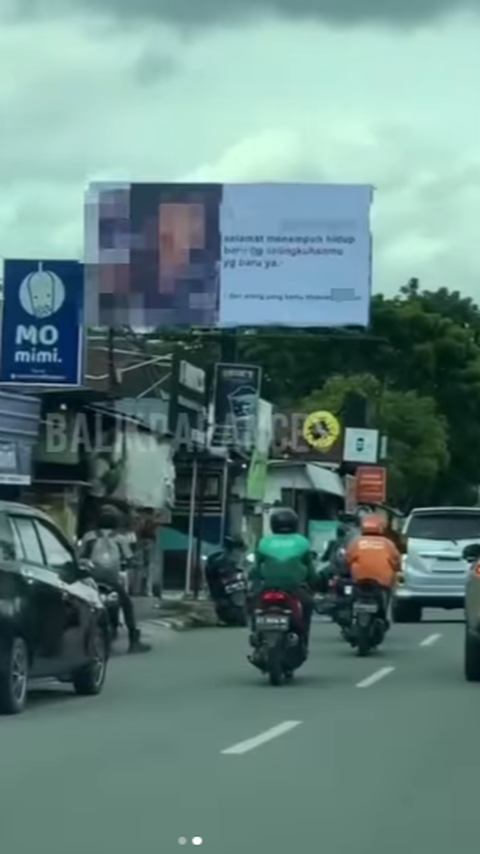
left=406, top=513, right=480, bottom=541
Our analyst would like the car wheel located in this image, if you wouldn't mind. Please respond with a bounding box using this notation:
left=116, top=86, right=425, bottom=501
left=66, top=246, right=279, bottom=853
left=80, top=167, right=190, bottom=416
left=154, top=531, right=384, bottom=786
left=392, top=602, right=422, bottom=623
left=464, top=629, right=480, bottom=682
left=72, top=627, right=108, bottom=696
left=0, top=636, right=29, bottom=715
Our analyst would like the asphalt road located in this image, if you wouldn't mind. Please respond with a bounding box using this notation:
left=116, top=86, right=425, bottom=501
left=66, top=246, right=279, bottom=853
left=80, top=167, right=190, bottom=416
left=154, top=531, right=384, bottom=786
left=0, top=610, right=476, bottom=854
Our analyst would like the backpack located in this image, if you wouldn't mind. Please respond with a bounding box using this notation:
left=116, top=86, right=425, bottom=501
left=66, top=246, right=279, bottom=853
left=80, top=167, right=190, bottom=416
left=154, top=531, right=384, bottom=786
left=89, top=531, right=123, bottom=575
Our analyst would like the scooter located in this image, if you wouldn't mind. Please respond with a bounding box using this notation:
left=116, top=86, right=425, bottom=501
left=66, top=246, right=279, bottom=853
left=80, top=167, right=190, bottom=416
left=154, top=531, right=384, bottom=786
left=214, top=569, right=248, bottom=626
left=345, top=580, right=388, bottom=656
left=249, top=589, right=307, bottom=686
left=97, top=582, right=121, bottom=641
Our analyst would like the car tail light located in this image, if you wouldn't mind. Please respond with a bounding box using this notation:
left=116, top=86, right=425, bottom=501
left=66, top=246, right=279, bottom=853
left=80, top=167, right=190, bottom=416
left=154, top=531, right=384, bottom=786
left=261, top=591, right=288, bottom=602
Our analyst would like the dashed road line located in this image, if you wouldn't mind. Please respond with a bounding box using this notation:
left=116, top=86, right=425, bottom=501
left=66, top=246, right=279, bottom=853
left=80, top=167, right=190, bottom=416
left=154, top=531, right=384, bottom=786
left=356, top=666, right=395, bottom=688
left=221, top=721, right=302, bottom=755
left=419, top=633, right=441, bottom=647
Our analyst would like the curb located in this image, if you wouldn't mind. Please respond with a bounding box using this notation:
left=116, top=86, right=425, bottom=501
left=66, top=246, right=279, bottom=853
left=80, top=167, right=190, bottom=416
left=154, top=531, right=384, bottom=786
left=140, top=611, right=218, bottom=632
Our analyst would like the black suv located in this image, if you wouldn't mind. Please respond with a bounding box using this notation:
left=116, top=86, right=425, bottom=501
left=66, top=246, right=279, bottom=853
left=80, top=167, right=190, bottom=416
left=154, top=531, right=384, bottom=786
left=0, top=502, right=109, bottom=714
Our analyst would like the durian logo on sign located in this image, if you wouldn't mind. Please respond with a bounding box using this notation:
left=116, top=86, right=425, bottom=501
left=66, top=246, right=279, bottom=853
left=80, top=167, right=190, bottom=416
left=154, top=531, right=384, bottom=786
left=14, top=263, right=65, bottom=365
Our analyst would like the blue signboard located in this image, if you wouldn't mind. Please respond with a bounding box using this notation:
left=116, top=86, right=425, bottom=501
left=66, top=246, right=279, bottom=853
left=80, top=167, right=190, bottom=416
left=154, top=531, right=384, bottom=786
left=0, top=260, right=84, bottom=386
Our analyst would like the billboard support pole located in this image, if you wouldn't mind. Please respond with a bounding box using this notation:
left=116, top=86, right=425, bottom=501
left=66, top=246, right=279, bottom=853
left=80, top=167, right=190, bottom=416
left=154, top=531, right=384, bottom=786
left=185, top=454, right=198, bottom=597
left=107, top=326, right=116, bottom=394
left=192, top=364, right=214, bottom=599
left=219, top=457, right=229, bottom=543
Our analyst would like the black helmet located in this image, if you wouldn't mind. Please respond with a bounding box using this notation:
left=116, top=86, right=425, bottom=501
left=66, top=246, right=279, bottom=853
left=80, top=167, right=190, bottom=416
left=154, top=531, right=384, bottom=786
left=98, top=504, right=123, bottom=531
left=270, top=507, right=298, bottom=534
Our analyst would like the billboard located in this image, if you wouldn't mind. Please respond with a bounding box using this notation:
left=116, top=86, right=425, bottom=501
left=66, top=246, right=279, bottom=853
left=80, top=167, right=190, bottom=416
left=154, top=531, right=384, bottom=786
left=211, top=363, right=261, bottom=451
left=0, top=260, right=84, bottom=386
left=85, top=182, right=372, bottom=329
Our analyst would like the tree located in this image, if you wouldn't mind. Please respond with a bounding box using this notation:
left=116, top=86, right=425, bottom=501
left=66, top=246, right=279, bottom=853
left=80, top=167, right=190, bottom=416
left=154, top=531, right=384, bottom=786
left=298, top=374, right=450, bottom=508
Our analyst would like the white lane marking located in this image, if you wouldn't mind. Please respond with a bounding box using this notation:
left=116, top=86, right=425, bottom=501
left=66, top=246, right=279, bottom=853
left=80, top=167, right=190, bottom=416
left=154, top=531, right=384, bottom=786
left=221, top=720, right=302, bottom=755
left=356, top=666, right=395, bottom=688
left=419, top=633, right=441, bottom=647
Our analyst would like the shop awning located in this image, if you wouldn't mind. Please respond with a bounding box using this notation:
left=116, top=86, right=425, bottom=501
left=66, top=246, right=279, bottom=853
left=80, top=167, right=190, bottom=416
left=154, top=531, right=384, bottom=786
left=158, top=527, right=217, bottom=555
left=306, top=463, right=344, bottom=499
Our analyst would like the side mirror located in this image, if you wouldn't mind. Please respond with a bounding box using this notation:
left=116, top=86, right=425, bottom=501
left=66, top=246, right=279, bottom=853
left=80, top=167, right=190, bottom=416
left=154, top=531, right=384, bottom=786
left=463, top=544, right=480, bottom=563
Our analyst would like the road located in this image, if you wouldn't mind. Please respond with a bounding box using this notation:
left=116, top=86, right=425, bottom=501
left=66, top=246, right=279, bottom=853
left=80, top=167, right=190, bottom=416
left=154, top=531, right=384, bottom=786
left=0, top=610, right=476, bottom=854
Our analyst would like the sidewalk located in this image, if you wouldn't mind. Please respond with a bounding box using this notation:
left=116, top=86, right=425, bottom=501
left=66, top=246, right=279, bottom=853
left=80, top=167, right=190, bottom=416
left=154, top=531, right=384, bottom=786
left=134, top=592, right=218, bottom=630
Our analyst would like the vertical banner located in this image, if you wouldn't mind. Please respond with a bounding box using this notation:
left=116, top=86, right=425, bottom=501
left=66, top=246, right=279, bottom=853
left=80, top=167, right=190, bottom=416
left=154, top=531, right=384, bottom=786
left=211, top=363, right=261, bottom=451
left=344, top=474, right=358, bottom=513
left=355, top=466, right=387, bottom=504
left=246, top=399, right=272, bottom=501
left=0, top=260, right=84, bottom=386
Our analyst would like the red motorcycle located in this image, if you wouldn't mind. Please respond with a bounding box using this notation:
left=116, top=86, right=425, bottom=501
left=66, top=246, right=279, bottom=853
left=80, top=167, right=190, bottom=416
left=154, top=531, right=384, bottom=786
left=249, top=589, right=307, bottom=686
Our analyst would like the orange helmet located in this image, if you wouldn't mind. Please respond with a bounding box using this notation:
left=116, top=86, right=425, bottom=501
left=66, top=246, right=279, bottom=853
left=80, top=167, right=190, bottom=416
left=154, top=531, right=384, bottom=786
left=360, top=514, right=385, bottom=536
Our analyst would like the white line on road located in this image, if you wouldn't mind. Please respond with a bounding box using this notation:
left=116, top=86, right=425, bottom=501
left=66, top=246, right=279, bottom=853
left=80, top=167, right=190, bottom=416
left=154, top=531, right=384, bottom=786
left=356, top=666, right=395, bottom=688
left=419, top=633, right=441, bottom=647
left=221, top=721, right=302, bottom=755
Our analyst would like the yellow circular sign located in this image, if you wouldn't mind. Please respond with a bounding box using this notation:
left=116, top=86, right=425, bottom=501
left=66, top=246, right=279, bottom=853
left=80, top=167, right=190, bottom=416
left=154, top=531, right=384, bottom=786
left=303, top=410, right=340, bottom=450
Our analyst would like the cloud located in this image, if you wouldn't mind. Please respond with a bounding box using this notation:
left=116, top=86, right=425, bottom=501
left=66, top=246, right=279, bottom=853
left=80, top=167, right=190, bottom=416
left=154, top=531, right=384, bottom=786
left=1, top=13, right=480, bottom=301
left=5, top=0, right=480, bottom=28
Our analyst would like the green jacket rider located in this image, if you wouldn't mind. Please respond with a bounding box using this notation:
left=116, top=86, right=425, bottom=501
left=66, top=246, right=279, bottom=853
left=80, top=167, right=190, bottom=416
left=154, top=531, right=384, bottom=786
left=248, top=507, right=317, bottom=646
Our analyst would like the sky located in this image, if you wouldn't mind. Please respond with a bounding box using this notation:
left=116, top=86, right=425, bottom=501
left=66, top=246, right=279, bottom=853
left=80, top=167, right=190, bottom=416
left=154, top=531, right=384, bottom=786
left=2, top=0, right=480, bottom=298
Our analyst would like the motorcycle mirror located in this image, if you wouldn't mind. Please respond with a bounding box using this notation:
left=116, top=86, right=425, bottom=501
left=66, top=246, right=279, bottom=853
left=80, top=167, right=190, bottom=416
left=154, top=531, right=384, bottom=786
left=463, top=543, right=480, bottom=562
left=77, top=558, right=94, bottom=577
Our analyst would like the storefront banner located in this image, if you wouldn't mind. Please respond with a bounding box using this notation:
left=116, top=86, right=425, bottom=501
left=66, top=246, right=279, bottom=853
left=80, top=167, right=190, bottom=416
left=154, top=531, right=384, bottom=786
left=0, top=259, right=84, bottom=386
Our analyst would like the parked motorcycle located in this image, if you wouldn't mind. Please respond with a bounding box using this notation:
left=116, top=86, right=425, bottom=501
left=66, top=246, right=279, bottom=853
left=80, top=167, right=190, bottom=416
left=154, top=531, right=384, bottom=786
left=213, top=569, right=248, bottom=626
left=249, top=589, right=307, bottom=685
left=345, top=579, right=387, bottom=656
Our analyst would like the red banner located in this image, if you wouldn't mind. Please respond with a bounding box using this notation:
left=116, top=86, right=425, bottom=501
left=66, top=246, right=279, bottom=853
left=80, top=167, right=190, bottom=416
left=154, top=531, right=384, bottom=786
left=344, top=474, right=357, bottom=512
left=355, top=466, right=387, bottom=504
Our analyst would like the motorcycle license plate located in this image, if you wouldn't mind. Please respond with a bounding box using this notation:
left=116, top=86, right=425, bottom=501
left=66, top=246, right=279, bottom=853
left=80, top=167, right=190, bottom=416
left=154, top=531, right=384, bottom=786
left=353, top=602, right=378, bottom=614
left=256, top=614, right=289, bottom=630
left=225, top=582, right=244, bottom=593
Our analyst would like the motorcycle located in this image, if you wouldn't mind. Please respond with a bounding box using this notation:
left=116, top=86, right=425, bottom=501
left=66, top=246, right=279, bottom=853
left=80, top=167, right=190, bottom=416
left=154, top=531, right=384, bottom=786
left=214, top=569, right=248, bottom=627
left=97, top=582, right=121, bottom=641
left=330, top=575, right=355, bottom=637
left=249, top=589, right=307, bottom=685
left=346, top=579, right=387, bottom=656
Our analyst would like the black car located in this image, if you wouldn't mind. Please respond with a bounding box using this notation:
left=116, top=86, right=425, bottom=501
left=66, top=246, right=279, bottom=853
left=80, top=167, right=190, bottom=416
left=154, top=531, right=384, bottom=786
left=0, top=501, right=109, bottom=714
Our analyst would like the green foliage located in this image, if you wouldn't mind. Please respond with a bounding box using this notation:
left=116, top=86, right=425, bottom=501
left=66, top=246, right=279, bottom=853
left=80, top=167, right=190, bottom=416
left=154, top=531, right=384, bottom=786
left=299, top=374, right=449, bottom=508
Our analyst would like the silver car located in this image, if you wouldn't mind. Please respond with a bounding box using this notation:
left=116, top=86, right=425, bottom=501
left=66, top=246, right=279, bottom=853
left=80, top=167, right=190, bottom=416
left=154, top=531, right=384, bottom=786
left=393, top=506, right=480, bottom=623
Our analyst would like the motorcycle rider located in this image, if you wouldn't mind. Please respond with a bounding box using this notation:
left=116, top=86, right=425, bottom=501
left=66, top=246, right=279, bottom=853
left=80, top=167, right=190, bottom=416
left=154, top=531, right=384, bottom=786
left=344, top=513, right=401, bottom=623
left=249, top=507, right=317, bottom=651
left=79, top=504, right=151, bottom=653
